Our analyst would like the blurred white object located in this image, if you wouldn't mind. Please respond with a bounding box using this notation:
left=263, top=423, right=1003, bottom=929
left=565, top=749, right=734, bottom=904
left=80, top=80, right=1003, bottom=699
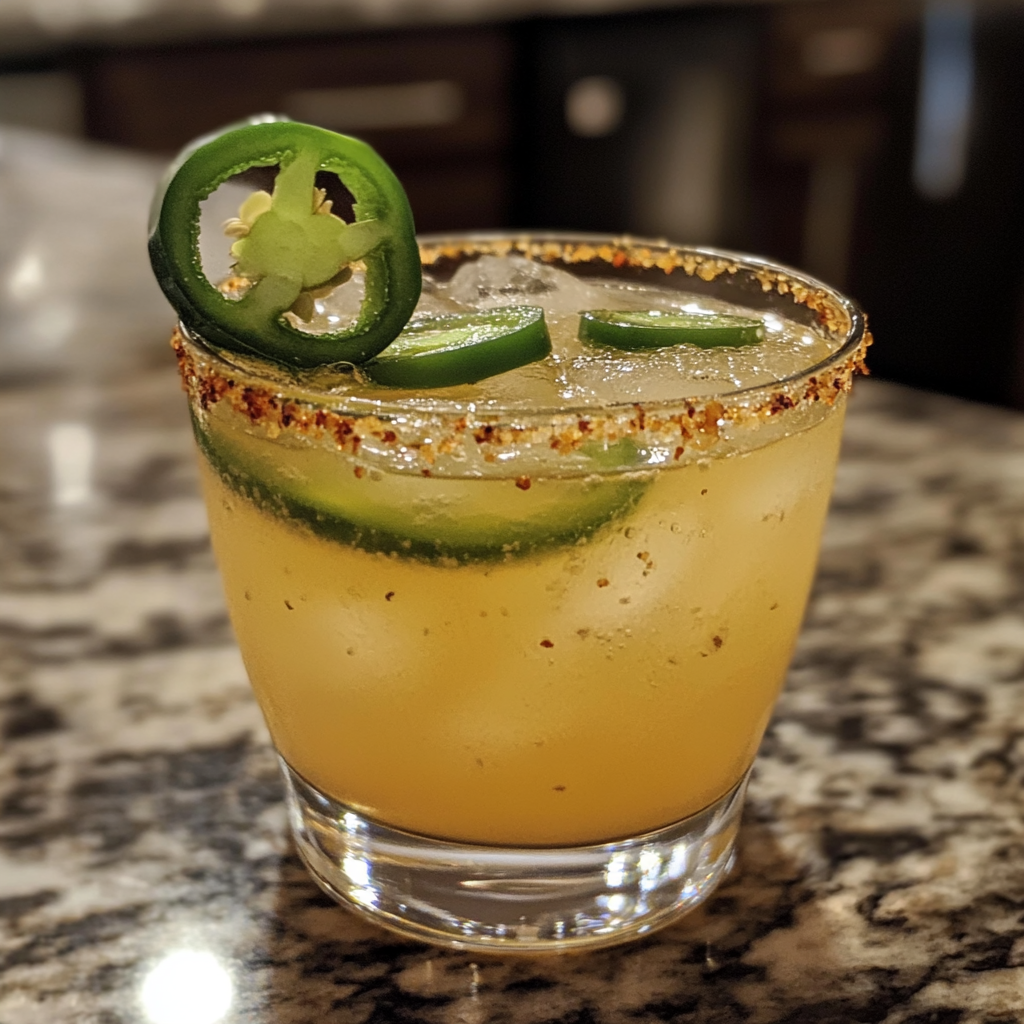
left=564, top=76, right=625, bottom=138
left=914, top=0, right=974, bottom=201
left=140, top=950, right=233, bottom=1024
left=0, top=127, right=168, bottom=381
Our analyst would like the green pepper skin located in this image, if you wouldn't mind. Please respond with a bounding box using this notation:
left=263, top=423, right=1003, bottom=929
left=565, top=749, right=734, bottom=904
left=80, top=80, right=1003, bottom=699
left=578, top=309, right=764, bottom=351
left=363, top=307, right=552, bottom=388
left=148, top=117, right=421, bottom=369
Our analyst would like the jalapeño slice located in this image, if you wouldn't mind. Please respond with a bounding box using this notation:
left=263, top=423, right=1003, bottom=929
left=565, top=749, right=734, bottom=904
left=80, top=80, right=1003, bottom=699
left=363, top=306, right=551, bottom=388
left=194, top=413, right=648, bottom=564
left=579, top=310, right=765, bottom=351
left=149, top=116, right=421, bottom=369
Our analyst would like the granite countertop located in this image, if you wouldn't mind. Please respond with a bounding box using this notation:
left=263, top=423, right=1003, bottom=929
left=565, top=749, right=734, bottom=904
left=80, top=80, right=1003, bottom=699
left=4, top=128, right=1024, bottom=1023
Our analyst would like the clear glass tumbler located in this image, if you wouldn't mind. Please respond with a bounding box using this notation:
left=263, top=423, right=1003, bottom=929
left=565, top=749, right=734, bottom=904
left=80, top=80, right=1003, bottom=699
left=174, top=235, right=868, bottom=952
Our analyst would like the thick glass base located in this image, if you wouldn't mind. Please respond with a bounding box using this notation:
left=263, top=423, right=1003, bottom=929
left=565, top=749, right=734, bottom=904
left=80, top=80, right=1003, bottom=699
left=282, top=759, right=748, bottom=953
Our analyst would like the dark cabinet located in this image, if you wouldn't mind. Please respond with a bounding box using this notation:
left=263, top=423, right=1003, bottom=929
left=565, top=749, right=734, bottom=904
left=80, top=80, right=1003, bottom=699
left=78, top=27, right=513, bottom=233
left=512, top=8, right=760, bottom=250
left=6, top=3, right=1024, bottom=407
left=756, top=1, right=1024, bottom=406
left=850, top=7, right=1024, bottom=406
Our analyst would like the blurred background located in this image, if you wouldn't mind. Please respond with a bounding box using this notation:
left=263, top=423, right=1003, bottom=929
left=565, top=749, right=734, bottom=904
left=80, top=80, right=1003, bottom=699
left=1, top=0, right=1023, bottom=407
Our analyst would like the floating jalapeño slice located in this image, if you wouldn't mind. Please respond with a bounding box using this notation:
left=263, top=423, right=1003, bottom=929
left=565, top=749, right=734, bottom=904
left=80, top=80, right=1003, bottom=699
left=148, top=116, right=421, bottom=369
left=364, top=306, right=552, bottom=388
left=195, top=411, right=648, bottom=563
left=579, top=309, right=765, bottom=350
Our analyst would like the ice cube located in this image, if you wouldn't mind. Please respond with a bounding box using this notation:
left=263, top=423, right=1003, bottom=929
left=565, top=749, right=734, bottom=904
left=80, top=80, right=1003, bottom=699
left=444, top=255, right=608, bottom=316
left=560, top=349, right=738, bottom=404
left=412, top=277, right=467, bottom=318
left=310, top=273, right=493, bottom=334
left=291, top=271, right=366, bottom=334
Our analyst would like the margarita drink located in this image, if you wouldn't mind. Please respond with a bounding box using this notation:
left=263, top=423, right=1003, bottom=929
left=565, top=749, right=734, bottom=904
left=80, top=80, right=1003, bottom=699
left=151, top=117, right=865, bottom=948
left=180, top=239, right=860, bottom=850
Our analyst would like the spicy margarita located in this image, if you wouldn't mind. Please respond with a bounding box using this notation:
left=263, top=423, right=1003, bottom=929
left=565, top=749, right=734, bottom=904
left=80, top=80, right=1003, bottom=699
left=181, top=240, right=859, bottom=847
left=148, top=109, right=867, bottom=951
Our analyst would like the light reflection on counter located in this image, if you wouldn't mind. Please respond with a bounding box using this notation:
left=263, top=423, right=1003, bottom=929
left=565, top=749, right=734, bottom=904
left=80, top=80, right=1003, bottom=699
left=7, top=249, right=44, bottom=303
left=140, top=950, right=234, bottom=1024
left=48, top=421, right=93, bottom=507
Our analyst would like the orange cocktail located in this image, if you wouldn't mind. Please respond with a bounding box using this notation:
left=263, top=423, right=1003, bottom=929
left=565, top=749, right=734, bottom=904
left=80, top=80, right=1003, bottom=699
left=177, top=235, right=867, bottom=949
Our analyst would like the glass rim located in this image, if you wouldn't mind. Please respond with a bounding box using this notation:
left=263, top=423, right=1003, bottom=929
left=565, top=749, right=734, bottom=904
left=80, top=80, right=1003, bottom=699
left=177, top=232, right=870, bottom=435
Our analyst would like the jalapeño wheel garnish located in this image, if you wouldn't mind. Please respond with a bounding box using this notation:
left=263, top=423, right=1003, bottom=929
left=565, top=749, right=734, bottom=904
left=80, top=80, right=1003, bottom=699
left=578, top=310, right=765, bottom=351
left=363, top=306, right=552, bottom=388
left=148, top=116, right=421, bottom=369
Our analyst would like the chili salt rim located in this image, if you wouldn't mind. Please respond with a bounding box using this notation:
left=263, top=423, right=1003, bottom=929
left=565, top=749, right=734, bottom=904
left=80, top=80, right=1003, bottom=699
left=172, top=235, right=870, bottom=464
left=418, top=232, right=855, bottom=339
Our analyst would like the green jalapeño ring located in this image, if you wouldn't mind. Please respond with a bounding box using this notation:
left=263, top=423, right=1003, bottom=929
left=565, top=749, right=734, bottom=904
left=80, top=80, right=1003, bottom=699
left=176, top=234, right=869, bottom=952
left=149, top=117, right=421, bottom=368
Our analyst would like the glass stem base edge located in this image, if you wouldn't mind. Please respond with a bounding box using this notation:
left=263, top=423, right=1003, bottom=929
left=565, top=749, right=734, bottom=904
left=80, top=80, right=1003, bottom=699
left=282, top=758, right=749, bottom=953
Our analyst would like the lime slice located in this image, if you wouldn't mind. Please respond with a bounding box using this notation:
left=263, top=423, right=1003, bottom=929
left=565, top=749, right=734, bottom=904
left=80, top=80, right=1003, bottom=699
left=579, top=309, right=765, bottom=350
left=364, top=306, right=551, bottom=388
left=195, top=414, right=649, bottom=564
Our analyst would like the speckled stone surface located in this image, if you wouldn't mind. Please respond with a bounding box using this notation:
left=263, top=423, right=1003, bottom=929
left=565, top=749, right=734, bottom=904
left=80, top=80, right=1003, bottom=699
left=4, top=128, right=1024, bottom=1024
